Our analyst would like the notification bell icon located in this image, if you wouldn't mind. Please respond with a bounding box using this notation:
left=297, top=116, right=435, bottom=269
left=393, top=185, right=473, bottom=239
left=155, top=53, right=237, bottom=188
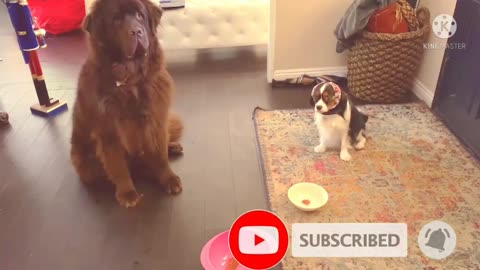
left=425, top=228, right=450, bottom=252
left=418, top=220, right=457, bottom=260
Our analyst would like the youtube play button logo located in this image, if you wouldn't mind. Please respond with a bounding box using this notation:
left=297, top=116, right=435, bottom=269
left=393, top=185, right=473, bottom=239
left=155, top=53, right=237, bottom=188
left=239, top=226, right=279, bottom=254
left=256, top=234, right=265, bottom=246
left=229, top=210, right=288, bottom=269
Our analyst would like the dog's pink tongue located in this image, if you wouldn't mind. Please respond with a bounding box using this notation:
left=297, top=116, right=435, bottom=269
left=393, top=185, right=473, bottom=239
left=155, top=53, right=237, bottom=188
left=125, top=36, right=138, bottom=59
left=134, top=43, right=147, bottom=57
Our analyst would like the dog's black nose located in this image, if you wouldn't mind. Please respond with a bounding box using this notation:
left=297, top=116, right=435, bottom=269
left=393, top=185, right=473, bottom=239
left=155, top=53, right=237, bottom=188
left=316, top=105, right=322, bottom=111
left=129, top=28, right=144, bottom=37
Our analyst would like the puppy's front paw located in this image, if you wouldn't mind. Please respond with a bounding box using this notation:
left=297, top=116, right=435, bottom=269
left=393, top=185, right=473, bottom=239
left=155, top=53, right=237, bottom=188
left=354, top=137, right=366, bottom=150
left=354, top=140, right=366, bottom=150
left=160, top=174, right=183, bottom=195
left=116, top=190, right=143, bottom=208
left=314, top=144, right=326, bottom=153
left=340, top=150, right=351, bottom=162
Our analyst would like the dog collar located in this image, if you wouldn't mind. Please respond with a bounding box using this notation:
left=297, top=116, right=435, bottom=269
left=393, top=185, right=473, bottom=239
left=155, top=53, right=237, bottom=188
left=328, top=82, right=342, bottom=110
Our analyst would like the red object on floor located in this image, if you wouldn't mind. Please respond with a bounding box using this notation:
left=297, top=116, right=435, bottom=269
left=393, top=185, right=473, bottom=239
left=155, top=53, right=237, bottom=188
left=28, top=0, right=85, bottom=35
left=367, top=2, right=409, bottom=34
left=302, top=199, right=311, bottom=205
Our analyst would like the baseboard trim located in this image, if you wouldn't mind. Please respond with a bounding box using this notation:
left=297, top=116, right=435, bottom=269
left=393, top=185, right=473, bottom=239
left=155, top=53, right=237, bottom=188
left=272, top=66, right=348, bottom=82
left=272, top=67, right=435, bottom=107
left=412, top=79, right=435, bottom=107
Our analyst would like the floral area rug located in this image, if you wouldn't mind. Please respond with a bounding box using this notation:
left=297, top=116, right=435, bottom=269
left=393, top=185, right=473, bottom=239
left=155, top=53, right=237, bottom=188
left=253, top=103, right=480, bottom=270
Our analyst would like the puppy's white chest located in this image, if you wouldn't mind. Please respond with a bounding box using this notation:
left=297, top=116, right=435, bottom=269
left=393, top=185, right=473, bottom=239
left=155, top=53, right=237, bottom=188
left=315, top=113, right=348, bottom=131
left=315, top=113, right=348, bottom=148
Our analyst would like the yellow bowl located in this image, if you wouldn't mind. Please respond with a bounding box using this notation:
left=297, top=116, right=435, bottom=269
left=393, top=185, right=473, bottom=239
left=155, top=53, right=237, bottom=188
left=288, top=182, right=329, bottom=211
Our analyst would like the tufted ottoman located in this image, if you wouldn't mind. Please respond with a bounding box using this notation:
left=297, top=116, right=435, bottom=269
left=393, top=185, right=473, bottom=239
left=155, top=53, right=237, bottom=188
left=84, top=0, right=269, bottom=50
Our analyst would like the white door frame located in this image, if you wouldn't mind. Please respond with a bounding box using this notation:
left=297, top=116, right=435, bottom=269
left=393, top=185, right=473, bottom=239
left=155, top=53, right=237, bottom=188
left=267, top=0, right=276, bottom=83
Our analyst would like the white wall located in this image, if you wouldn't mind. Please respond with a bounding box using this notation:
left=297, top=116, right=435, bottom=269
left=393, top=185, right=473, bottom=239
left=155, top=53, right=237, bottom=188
left=269, top=0, right=458, bottom=107
left=413, top=0, right=457, bottom=106
left=268, top=0, right=351, bottom=81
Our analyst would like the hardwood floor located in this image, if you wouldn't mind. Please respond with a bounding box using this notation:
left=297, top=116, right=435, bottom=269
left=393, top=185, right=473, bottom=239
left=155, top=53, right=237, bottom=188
left=0, top=8, right=310, bottom=270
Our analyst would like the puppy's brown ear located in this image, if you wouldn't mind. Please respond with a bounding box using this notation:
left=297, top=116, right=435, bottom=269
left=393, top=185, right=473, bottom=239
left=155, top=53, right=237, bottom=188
left=144, top=0, right=163, bottom=35
left=82, top=14, right=93, bottom=33
left=310, top=84, right=321, bottom=107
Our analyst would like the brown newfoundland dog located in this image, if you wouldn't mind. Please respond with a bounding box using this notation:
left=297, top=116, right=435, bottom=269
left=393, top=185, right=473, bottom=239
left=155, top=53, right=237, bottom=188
left=71, top=0, right=183, bottom=207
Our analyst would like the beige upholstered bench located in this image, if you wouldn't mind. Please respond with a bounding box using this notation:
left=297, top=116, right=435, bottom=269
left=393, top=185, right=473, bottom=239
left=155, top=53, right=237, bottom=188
left=84, top=0, right=269, bottom=50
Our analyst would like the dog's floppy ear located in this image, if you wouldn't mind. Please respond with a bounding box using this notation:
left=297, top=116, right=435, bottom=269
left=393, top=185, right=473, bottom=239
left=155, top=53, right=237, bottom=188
left=310, top=83, right=322, bottom=107
left=82, top=14, right=93, bottom=33
left=144, top=0, right=163, bottom=35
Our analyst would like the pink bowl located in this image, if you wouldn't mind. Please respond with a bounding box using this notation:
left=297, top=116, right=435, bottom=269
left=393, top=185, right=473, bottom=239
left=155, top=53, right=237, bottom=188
left=200, top=230, right=251, bottom=270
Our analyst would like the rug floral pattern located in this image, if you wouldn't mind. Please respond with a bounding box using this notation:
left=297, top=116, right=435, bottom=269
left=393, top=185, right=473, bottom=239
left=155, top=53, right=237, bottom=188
left=253, top=103, right=480, bottom=270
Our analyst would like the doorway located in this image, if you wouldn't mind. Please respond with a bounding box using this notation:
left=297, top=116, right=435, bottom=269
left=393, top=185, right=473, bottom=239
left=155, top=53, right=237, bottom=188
left=433, top=0, right=480, bottom=159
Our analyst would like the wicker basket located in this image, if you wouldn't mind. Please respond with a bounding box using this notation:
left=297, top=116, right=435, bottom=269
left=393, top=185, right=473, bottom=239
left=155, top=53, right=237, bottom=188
left=347, top=0, right=430, bottom=103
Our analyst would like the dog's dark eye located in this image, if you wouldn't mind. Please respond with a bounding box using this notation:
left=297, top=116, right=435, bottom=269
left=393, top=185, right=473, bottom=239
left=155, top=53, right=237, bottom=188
left=136, top=12, right=144, bottom=20
left=322, top=92, right=330, bottom=101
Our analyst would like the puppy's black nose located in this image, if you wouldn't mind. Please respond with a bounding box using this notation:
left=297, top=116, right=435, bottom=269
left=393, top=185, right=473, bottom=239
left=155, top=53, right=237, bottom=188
left=316, top=105, right=322, bottom=111
left=129, top=28, right=144, bottom=37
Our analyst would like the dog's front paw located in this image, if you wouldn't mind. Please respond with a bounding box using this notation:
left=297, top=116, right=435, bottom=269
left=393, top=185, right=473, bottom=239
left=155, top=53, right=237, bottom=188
left=116, top=190, right=143, bottom=208
left=314, top=144, right=326, bottom=153
left=160, top=173, right=183, bottom=195
left=340, top=150, right=351, bottom=162
left=354, top=137, right=366, bottom=150
left=354, top=140, right=366, bottom=150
